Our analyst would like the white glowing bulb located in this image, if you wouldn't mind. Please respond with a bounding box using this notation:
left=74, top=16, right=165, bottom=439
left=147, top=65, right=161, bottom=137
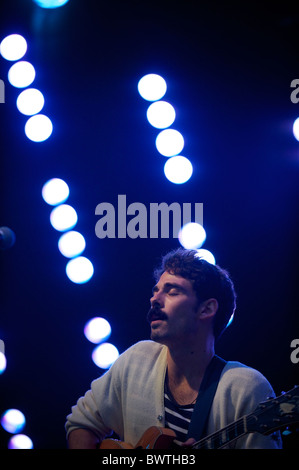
left=178, top=222, right=206, bottom=249
left=138, top=74, right=167, bottom=101
left=8, top=61, right=35, bottom=88
left=0, top=34, right=27, bottom=61
left=155, top=129, right=184, bottom=157
left=164, top=155, right=193, bottom=184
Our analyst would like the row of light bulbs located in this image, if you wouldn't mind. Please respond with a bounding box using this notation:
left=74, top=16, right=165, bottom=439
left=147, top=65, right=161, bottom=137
left=137, top=73, right=193, bottom=185
left=0, top=34, right=53, bottom=142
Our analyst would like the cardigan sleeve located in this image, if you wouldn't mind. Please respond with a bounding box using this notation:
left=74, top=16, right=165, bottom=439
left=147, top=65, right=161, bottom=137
left=65, top=341, right=167, bottom=444
left=65, top=355, right=125, bottom=441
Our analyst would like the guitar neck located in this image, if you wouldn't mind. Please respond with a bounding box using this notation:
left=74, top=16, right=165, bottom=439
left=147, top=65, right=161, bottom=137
left=193, top=416, right=249, bottom=449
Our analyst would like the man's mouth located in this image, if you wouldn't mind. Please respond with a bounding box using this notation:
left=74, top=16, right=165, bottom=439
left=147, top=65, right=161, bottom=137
left=147, top=306, right=167, bottom=324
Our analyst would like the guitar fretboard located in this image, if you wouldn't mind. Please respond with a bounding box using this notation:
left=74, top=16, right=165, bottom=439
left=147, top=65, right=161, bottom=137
left=194, top=416, right=248, bottom=449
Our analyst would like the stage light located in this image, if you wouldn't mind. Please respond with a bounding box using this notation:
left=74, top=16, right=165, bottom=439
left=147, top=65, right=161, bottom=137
left=164, top=155, right=193, bottom=184
left=42, top=178, right=70, bottom=206
left=0, top=34, right=27, bottom=61
left=84, top=317, right=112, bottom=344
left=0, top=226, right=16, bottom=250
left=0, top=352, right=6, bottom=374
left=92, top=343, right=119, bottom=369
left=33, top=0, right=70, bottom=8
left=146, top=101, right=176, bottom=129
left=66, top=256, right=94, bottom=284
left=293, top=117, right=299, bottom=141
left=58, top=231, right=86, bottom=258
left=226, top=313, right=234, bottom=328
left=178, top=222, right=206, bottom=249
left=50, top=204, right=78, bottom=231
left=0, top=409, right=26, bottom=434
left=195, top=248, right=216, bottom=265
left=8, top=434, right=33, bottom=449
left=8, top=61, right=35, bottom=88
left=16, top=88, right=44, bottom=116
left=155, top=129, right=184, bottom=157
left=137, top=74, right=167, bottom=101
left=24, top=114, right=53, bottom=142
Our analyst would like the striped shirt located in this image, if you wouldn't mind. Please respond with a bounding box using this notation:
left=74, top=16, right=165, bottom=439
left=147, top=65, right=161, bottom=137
left=164, top=381, right=195, bottom=447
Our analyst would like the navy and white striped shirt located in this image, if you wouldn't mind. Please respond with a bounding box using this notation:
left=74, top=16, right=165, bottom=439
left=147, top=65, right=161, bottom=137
left=164, top=381, right=195, bottom=447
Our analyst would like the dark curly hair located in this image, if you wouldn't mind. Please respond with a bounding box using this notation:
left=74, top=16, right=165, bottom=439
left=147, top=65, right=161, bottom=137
left=154, top=248, right=236, bottom=341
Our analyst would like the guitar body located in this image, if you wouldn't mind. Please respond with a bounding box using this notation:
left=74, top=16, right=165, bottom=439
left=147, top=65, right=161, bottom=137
left=100, top=426, right=176, bottom=450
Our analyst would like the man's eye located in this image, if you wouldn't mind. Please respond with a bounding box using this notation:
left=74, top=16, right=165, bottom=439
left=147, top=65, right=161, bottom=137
left=169, top=290, right=179, bottom=296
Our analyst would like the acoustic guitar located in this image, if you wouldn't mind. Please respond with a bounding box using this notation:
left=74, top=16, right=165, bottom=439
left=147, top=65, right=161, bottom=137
left=100, top=386, right=299, bottom=449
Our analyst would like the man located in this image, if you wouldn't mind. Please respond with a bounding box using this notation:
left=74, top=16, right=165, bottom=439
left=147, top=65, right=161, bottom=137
left=65, top=248, right=282, bottom=449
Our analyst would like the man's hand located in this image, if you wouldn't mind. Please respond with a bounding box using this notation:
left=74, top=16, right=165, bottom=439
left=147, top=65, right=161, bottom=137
left=182, top=437, right=196, bottom=447
left=68, top=429, right=101, bottom=449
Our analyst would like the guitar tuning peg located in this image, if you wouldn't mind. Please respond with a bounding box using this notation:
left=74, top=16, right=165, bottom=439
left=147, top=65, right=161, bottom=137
left=282, top=427, right=292, bottom=436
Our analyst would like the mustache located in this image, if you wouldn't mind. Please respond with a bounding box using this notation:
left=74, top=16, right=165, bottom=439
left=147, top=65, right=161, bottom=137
left=147, top=305, right=168, bottom=323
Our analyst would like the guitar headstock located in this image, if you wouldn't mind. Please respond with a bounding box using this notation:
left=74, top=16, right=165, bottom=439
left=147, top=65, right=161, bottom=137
left=247, top=386, right=299, bottom=435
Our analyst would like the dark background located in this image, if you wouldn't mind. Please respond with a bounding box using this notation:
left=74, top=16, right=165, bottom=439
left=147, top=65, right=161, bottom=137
left=0, top=0, right=298, bottom=449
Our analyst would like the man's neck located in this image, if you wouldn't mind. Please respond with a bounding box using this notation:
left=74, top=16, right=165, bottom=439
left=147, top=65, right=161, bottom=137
left=166, top=338, right=215, bottom=389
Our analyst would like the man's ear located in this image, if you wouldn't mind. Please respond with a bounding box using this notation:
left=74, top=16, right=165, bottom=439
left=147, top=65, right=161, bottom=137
left=198, top=298, right=218, bottom=320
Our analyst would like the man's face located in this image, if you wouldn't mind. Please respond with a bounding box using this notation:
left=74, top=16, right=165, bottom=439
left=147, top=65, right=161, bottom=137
left=147, top=271, right=201, bottom=347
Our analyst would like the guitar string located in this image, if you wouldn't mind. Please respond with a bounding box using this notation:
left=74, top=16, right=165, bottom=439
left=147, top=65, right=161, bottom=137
left=192, top=402, right=286, bottom=449
left=194, top=394, right=298, bottom=448
left=193, top=415, right=262, bottom=449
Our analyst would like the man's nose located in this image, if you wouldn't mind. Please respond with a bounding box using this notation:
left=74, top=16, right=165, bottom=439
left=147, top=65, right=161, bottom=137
left=150, top=291, right=163, bottom=307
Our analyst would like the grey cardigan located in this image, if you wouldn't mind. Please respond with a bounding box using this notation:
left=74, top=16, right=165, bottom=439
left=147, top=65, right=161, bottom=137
left=65, top=340, right=282, bottom=449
